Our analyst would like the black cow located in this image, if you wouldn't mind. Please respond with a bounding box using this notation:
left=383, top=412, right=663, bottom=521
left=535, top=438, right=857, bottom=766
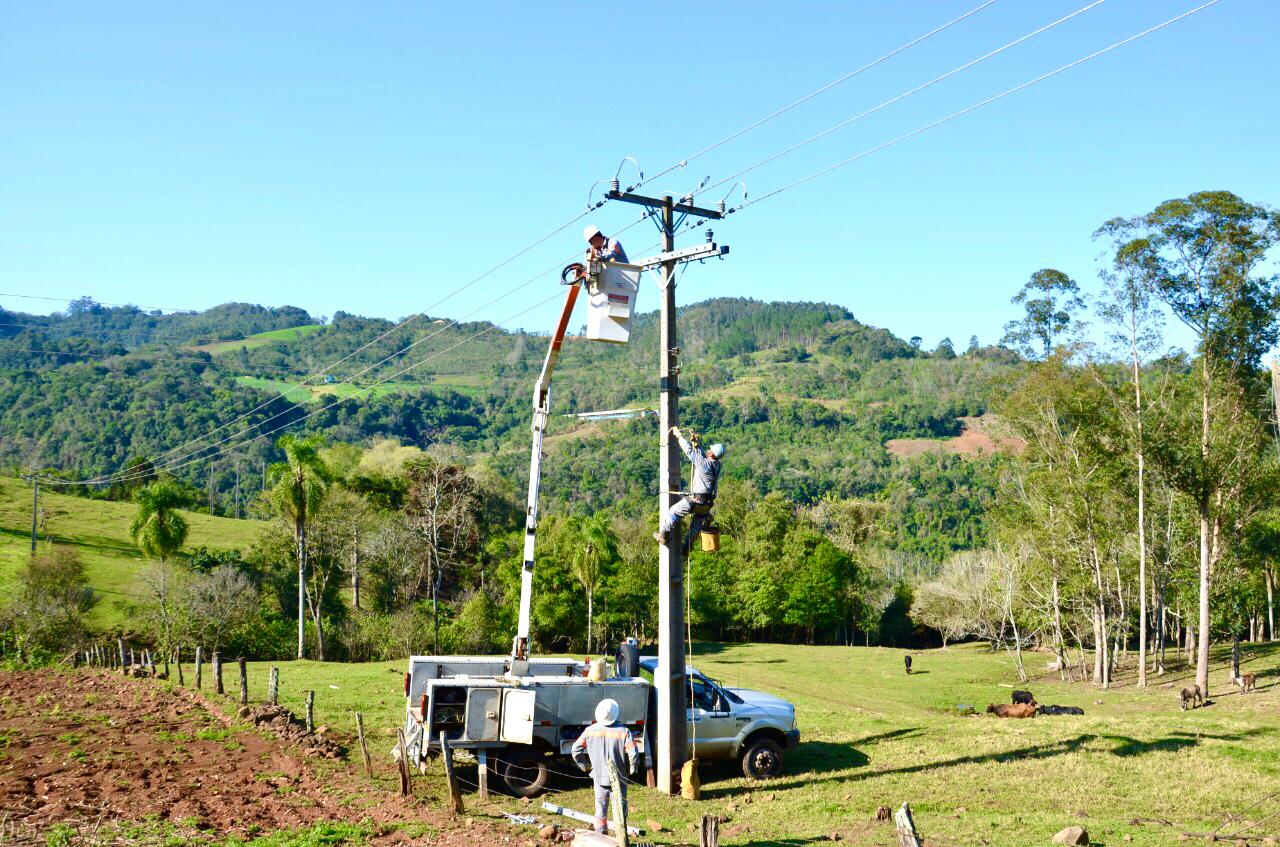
left=1011, top=690, right=1036, bottom=706
left=1037, top=704, right=1084, bottom=716
left=904, top=655, right=913, bottom=674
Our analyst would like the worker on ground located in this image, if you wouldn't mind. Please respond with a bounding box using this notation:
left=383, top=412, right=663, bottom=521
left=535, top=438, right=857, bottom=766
left=654, top=426, right=724, bottom=550
left=584, top=224, right=629, bottom=264
left=571, top=698, right=641, bottom=834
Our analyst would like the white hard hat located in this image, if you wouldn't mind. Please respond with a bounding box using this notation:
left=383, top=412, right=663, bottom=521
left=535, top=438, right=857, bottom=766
left=583, top=224, right=603, bottom=243
left=595, top=698, right=620, bottom=725
left=709, top=443, right=726, bottom=459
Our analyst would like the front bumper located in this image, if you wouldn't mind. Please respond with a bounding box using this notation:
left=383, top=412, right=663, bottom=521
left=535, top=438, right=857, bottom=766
left=783, top=729, right=800, bottom=750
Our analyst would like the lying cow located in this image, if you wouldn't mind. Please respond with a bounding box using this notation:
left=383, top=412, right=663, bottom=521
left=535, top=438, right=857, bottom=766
left=1011, top=690, right=1036, bottom=706
left=1037, top=704, right=1084, bottom=716
left=987, top=703, right=1037, bottom=718
left=1236, top=673, right=1257, bottom=693
left=1180, top=684, right=1203, bottom=710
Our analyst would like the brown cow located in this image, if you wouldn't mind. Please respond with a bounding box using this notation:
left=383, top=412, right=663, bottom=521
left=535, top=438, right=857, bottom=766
left=987, top=703, right=1037, bottom=718
left=1236, top=673, right=1257, bottom=693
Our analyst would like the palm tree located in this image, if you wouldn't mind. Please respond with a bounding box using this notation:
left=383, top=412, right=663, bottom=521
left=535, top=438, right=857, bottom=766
left=571, top=515, right=618, bottom=654
left=268, top=434, right=330, bottom=659
left=130, top=479, right=190, bottom=563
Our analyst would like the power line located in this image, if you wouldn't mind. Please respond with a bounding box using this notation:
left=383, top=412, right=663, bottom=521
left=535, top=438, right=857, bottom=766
left=727, top=0, right=1225, bottom=214
left=0, top=347, right=101, bottom=359
left=695, top=0, right=1108, bottom=201
left=0, top=292, right=199, bottom=313
left=632, top=0, right=1002, bottom=192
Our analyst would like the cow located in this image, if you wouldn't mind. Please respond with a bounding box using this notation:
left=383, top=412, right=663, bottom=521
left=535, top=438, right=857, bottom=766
left=987, top=703, right=1037, bottom=718
left=1011, top=690, right=1036, bottom=706
left=1180, top=684, right=1203, bottom=710
left=904, top=655, right=913, bottom=675
left=1236, top=673, right=1257, bottom=693
left=1036, top=704, right=1084, bottom=716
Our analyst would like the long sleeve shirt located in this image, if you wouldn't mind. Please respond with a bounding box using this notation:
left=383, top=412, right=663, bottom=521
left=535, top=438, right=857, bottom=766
left=590, top=238, right=629, bottom=264
left=571, top=721, right=641, bottom=788
left=678, top=435, right=721, bottom=500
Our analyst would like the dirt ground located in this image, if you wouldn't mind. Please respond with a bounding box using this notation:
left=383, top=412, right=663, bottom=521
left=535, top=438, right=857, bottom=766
left=886, top=414, right=1026, bottom=458
left=0, top=669, right=522, bottom=845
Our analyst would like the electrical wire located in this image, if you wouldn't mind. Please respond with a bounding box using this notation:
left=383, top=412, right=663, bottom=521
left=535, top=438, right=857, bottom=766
left=693, top=0, right=1108, bottom=201
left=632, top=0, right=1002, bottom=192
left=726, top=0, right=1225, bottom=215
left=0, top=347, right=102, bottom=359
left=0, top=292, right=197, bottom=312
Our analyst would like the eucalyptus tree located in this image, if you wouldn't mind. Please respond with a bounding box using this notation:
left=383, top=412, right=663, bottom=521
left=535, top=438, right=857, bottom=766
left=268, top=433, right=331, bottom=659
left=1105, top=191, right=1280, bottom=696
left=1001, top=269, right=1086, bottom=359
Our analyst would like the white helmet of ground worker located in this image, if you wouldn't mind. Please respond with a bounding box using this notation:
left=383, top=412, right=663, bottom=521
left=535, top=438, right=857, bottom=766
left=709, top=443, right=726, bottom=459
left=583, top=224, right=603, bottom=243
left=595, top=698, right=620, bottom=725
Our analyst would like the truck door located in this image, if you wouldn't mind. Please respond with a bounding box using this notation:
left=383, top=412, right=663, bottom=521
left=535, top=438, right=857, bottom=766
left=500, top=689, right=537, bottom=746
left=687, top=675, right=735, bottom=759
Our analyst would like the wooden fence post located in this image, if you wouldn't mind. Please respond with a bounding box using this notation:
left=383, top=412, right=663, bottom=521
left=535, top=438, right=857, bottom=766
left=162, top=650, right=170, bottom=680
left=176, top=649, right=185, bottom=686
left=268, top=667, right=279, bottom=706
left=395, top=729, right=411, bottom=796
left=213, top=651, right=223, bottom=694
left=609, top=762, right=629, bottom=847
left=440, top=732, right=463, bottom=814
left=194, top=646, right=203, bottom=690
left=355, top=712, right=373, bottom=778
left=117, top=637, right=126, bottom=674
left=238, top=658, right=248, bottom=706
left=699, top=814, right=719, bottom=847
left=305, top=690, right=315, bottom=733
left=895, top=803, right=923, bottom=847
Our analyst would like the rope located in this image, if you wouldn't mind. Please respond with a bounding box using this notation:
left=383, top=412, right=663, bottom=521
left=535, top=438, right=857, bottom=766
left=632, top=0, right=1002, bottom=192
left=694, top=0, right=1108, bottom=201
left=727, top=0, right=1225, bottom=215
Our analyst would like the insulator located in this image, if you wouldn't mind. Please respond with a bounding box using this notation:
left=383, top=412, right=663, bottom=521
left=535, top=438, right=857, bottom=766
left=610, top=179, right=620, bottom=193
left=706, top=229, right=714, bottom=243
left=718, top=200, right=726, bottom=214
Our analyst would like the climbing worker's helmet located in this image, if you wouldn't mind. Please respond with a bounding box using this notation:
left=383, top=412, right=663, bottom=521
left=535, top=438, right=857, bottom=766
left=595, top=698, right=620, bottom=725
left=708, top=443, right=726, bottom=460
left=583, top=224, right=603, bottom=243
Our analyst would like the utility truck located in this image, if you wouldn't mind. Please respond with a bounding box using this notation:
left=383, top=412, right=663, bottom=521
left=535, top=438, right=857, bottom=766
left=399, top=249, right=798, bottom=795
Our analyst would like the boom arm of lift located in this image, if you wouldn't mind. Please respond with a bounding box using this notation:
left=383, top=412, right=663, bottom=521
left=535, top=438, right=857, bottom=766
left=512, top=277, right=583, bottom=666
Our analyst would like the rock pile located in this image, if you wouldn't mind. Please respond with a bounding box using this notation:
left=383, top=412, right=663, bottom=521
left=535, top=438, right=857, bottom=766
left=238, top=704, right=343, bottom=758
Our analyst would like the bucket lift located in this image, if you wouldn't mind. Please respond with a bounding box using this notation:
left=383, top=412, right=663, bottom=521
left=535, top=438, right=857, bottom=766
left=510, top=240, right=727, bottom=672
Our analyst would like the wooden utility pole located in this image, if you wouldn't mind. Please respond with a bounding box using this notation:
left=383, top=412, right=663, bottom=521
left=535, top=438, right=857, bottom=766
left=23, top=475, right=38, bottom=554
left=604, top=187, right=727, bottom=795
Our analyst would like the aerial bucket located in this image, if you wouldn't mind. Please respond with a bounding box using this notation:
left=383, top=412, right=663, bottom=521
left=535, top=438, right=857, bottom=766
left=585, top=261, right=641, bottom=344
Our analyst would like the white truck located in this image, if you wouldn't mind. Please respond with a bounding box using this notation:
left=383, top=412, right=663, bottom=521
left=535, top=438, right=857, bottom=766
left=400, top=653, right=799, bottom=796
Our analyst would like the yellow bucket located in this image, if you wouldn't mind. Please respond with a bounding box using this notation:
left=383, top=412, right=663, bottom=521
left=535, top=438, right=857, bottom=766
left=700, top=530, right=721, bottom=552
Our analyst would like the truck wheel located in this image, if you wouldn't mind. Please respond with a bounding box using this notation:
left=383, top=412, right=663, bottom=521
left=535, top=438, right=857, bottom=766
left=501, top=748, right=550, bottom=797
left=740, top=737, right=783, bottom=780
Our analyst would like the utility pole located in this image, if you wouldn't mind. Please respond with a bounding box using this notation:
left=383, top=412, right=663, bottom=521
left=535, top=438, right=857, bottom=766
left=23, top=475, right=38, bottom=554
left=606, top=187, right=727, bottom=795
left=234, top=459, right=241, bottom=519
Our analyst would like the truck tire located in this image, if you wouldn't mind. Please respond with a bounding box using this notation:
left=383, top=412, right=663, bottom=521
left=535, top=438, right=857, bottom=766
left=501, top=747, right=550, bottom=797
left=739, top=737, right=784, bottom=780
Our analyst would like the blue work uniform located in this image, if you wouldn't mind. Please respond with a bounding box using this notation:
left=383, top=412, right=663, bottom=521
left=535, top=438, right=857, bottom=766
left=571, top=719, right=642, bottom=832
left=660, top=435, right=721, bottom=545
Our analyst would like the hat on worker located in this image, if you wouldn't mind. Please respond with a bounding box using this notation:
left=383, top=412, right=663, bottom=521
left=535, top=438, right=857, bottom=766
left=595, top=698, right=620, bottom=725
left=583, top=224, right=603, bottom=243
left=709, top=443, right=726, bottom=459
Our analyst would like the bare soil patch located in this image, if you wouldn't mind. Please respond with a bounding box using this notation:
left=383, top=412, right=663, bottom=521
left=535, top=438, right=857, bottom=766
left=0, top=669, right=509, bottom=844
left=887, top=414, right=1025, bottom=458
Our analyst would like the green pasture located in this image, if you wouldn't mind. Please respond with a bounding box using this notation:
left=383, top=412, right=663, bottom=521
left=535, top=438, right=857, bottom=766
left=191, top=324, right=324, bottom=356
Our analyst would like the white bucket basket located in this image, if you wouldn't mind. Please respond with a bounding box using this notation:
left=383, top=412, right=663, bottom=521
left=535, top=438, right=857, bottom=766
left=585, top=261, right=641, bottom=344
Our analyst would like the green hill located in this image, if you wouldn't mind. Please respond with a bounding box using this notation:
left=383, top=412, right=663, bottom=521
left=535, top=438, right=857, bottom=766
left=0, top=477, right=265, bottom=628
left=191, top=323, right=323, bottom=355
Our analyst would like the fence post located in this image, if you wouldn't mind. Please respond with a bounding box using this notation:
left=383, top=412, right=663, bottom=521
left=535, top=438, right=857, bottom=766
left=238, top=657, right=248, bottom=706
left=117, top=637, right=126, bottom=674
left=213, top=651, right=223, bottom=695
left=176, top=649, right=185, bottom=686
left=395, top=729, right=411, bottom=796
left=355, top=712, right=373, bottom=778
left=305, top=690, right=315, bottom=733
left=440, top=731, right=463, bottom=814
left=477, top=749, right=489, bottom=801
left=162, top=650, right=170, bottom=680
left=194, top=647, right=203, bottom=690
left=268, top=667, right=279, bottom=706
left=699, top=814, right=719, bottom=847
left=609, top=762, right=629, bottom=847
left=895, top=803, right=923, bottom=847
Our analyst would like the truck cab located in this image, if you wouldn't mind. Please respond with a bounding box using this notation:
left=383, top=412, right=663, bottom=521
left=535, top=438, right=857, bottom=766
left=638, top=657, right=800, bottom=779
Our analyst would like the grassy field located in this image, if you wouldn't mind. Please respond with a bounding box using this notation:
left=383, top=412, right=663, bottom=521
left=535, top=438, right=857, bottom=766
left=190, top=324, right=323, bottom=355
left=195, top=642, right=1280, bottom=847
left=0, top=477, right=265, bottom=628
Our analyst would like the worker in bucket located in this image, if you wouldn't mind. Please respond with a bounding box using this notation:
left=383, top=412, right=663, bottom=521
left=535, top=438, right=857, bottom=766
left=654, top=426, right=724, bottom=550
left=571, top=698, right=641, bottom=834
left=584, top=224, right=629, bottom=263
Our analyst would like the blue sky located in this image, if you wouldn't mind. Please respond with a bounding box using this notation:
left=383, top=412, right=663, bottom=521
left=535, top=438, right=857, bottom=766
left=2, top=1, right=1277, bottom=355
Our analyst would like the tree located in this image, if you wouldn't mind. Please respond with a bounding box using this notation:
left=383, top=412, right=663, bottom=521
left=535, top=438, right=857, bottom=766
left=130, top=479, right=190, bottom=563
left=4, top=546, right=96, bottom=663
left=268, top=433, right=331, bottom=659
left=568, top=515, right=618, bottom=653
left=934, top=337, right=956, bottom=360
left=967, top=335, right=980, bottom=355
left=1001, top=269, right=1085, bottom=359
left=405, top=458, right=479, bottom=652
left=1106, top=191, right=1280, bottom=696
